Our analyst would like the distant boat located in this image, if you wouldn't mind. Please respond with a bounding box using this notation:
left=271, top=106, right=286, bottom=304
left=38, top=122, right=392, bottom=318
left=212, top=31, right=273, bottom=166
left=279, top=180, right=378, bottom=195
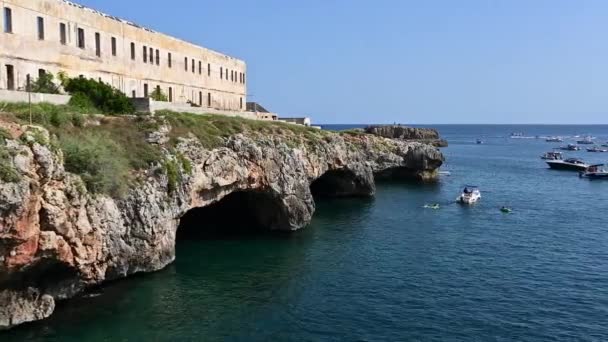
left=476, top=139, right=483, bottom=144
left=546, top=158, right=589, bottom=171
left=510, top=132, right=524, bottom=138
left=545, top=137, right=563, bottom=142
left=577, top=136, right=595, bottom=145
left=580, top=164, right=608, bottom=179
left=586, top=146, right=608, bottom=153
left=541, top=151, right=563, bottom=160
left=559, top=144, right=581, bottom=151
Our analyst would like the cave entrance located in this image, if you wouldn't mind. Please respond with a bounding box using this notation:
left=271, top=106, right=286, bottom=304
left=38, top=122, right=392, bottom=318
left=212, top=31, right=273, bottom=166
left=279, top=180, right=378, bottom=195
left=177, top=190, right=284, bottom=240
left=310, top=169, right=372, bottom=199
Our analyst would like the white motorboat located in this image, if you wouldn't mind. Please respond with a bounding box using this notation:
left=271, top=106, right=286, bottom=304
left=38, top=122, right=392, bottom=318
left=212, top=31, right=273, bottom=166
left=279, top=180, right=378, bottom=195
left=545, top=137, right=563, bottom=142
left=457, top=186, right=481, bottom=204
left=541, top=151, right=563, bottom=160
left=580, top=164, right=608, bottom=179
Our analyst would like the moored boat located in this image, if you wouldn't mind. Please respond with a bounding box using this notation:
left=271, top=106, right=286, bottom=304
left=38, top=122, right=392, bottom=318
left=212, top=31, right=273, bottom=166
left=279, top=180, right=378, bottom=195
left=579, top=164, right=608, bottom=179
left=586, top=146, right=608, bottom=153
left=577, top=136, right=595, bottom=145
left=546, top=158, right=589, bottom=171
left=559, top=144, right=580, bottom=151
left=545, top=137, right=563, bottom=142
left=541, top=151, right=563, bottom=160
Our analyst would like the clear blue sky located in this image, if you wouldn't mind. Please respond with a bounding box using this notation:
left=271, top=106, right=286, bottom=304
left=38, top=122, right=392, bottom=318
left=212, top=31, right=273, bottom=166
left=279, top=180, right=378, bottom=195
left=78, top=0, right=608, bottom=124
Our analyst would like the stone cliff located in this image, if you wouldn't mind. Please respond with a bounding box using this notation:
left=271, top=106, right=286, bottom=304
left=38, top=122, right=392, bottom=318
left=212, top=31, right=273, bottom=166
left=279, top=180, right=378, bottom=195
left=0, top=116, right=443, bottom=330
left=365, top=125, right=449, bottom=147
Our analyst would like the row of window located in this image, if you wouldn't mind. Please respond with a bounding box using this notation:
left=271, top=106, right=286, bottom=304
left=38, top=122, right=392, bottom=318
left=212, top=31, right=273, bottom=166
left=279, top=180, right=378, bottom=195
left=139, top=84, right=244, bottom=109
left=2, top=63, right=244, bottom=110
left=2, top=7, right=246, bottom=83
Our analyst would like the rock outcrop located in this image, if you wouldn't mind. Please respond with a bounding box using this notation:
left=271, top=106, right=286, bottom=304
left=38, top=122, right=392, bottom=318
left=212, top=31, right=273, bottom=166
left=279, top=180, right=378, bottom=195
left=0, top=120, right=443, bottom=330
left=365, top=125, right=449, bottom=147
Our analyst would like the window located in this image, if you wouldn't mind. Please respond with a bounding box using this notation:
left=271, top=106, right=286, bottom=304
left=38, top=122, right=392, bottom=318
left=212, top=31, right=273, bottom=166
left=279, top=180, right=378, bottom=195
left=111, top=37, right=117, bottom=56
left=4, top=7, right=12, bottom=33
left=77, top=28, right=85, bottom=49
left=38, top=69, right=46, bottom=78
left=199, top=92, right=203, bottom=106
left=169, top=87, right=173, bottom=102
left=207, top=93, right=211, bottom=107
left=59, top=23, right=67, bottom=45
left=95, top=32, right=101, bottom=57
left=208, top=63, right=211, bottom=76
left=240, top=97, right=243, bottom=109
left=149, top=47, right=153, bottom=64
left=243, top=73, right=246, bottom=84
left=220, top=67, right=223, bottom=79
left=132, top=90, right=136, bottom=98
left=143, top=84, right=148, bottom=97
left=130, top=42, right=135, bottom=60
left=37, top=17, right=45, bottom=40
left=191, top=59, right=195, bottom=73
left=143, top=46, right=147, bottom=63
left=155, top=49, right=159, bottom=65
left=184, top=57, right=188, bottom=71
left=199, top=61, right=202, bottom=75
left=168, top=53, right=172, bottom=68
left=5, top=65, right=15, bottom=90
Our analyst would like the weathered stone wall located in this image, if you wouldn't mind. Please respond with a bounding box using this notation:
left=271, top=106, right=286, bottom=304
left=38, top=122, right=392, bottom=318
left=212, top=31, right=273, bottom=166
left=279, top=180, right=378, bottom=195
left=0, top=0, right=246, bottom=111
left=0, top=89, right=71, bottom=105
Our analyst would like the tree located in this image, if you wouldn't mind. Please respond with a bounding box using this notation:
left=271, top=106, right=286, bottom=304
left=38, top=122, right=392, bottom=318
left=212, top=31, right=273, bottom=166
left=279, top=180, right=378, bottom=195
left=150, top=86, right=168, bottom=102
left=29, top=72, right=60, bottom=94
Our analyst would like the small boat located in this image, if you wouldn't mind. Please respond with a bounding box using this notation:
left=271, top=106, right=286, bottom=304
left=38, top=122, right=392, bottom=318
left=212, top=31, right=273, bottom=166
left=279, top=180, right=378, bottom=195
left=457, top=186, right=481, bottom=205
left=577, top=136, right=595, bottom=145
left=587, top=146, right=608, bottom=153
left=424, top=204, right=441, bottom=210
left=546, top=158, right=589, bottom=171
left=541, top=151, right=563, bottom=160
left=500, top=207, right=513, bottom=214
left=476, top=139, right=484, bottom=144
left=559, top=144, right=581, bottom=151
left=439, top=171, right=452, bottom=176
left=510, top=132, right=524, bottom=138
left=545, top=137, right=563, bottom=142
left=579, top=164, right=608, bottom=179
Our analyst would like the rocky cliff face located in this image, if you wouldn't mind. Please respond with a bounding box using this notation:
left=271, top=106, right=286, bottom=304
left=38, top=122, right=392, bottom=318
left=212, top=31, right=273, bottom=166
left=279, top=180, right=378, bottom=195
left=0, top=120, right=443, bottom=330
left=365, top=125, right=449, bottom=147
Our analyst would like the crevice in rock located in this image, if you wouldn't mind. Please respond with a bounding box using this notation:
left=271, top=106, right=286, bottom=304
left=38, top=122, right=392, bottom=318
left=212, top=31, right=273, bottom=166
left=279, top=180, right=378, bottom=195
left=310, top=169, right=373, bottom=199
left=177, top=190, right=286, bottom=239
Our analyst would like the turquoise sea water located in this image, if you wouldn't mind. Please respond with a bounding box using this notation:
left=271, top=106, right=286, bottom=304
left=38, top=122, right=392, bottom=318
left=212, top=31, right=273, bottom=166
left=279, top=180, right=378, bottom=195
left=5, top=125, right=608, bottom=341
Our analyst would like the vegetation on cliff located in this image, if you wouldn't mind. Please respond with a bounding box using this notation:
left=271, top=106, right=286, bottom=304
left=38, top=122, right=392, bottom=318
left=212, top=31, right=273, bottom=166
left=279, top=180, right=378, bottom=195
left=1, top=103, right=377, bottom=197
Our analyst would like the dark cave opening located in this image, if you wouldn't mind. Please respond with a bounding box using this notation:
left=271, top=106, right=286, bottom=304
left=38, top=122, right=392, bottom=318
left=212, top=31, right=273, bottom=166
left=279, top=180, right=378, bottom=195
left=176, top=190, right=285, bottom=240
left=310, top=169, right=371, bottom=199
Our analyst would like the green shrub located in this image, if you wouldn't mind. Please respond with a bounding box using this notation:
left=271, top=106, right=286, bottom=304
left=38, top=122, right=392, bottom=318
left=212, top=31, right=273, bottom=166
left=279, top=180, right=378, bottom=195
left=0, top=132, right=20, bottom=183
left=60, top=132, right=130, bottom=197
left=29, top=72, right=60, bottom=94
left=68, top=92, right=97, bottom=113
left=164, top=159, right=180, bottom=194
left=64, top=77, right=134, bottom=114
left=150, top=87, right=168, bottom=102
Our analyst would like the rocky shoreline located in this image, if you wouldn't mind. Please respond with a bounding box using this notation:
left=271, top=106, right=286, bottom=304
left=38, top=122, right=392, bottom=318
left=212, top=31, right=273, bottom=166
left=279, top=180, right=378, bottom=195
left=0, top=120, right=443, bottom=330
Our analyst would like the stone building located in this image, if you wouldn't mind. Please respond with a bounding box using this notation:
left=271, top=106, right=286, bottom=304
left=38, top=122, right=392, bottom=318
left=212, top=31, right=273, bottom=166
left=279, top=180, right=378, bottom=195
left=0, top=0, right=247, bottom=111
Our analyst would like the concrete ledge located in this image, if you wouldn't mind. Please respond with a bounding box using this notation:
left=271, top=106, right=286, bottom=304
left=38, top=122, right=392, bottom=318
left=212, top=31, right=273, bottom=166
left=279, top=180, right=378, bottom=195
left=132, top=98, right=258, bottom=120
left=0, top=90, right=71, bottom=105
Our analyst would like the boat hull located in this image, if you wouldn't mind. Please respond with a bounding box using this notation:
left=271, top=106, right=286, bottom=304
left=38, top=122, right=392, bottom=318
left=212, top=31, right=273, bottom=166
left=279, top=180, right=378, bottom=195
left=546, top=162, right=588, bottom=171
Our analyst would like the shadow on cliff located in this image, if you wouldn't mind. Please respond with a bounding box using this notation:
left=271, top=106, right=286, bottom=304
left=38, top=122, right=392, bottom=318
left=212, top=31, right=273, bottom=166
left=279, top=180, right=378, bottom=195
left=310, top=169, right=374, bottom=200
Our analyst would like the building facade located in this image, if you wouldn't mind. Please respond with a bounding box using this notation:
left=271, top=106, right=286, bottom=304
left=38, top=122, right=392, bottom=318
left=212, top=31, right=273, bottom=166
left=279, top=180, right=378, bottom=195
left=0, top=0, right=247, bottom=111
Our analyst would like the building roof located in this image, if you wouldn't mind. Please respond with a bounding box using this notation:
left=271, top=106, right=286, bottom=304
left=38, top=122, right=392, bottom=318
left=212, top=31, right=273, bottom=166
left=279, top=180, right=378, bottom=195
left=246, top=102, right=271, bottom=113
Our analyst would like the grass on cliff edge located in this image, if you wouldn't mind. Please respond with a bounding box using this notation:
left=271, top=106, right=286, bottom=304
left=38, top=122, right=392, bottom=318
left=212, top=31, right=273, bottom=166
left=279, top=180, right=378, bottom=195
left=0, top=104, right=334, bottom=197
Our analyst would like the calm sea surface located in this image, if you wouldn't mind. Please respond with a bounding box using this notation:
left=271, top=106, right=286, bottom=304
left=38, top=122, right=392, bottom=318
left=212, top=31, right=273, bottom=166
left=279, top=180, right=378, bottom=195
left=6, top=125, right=608, bottom=341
